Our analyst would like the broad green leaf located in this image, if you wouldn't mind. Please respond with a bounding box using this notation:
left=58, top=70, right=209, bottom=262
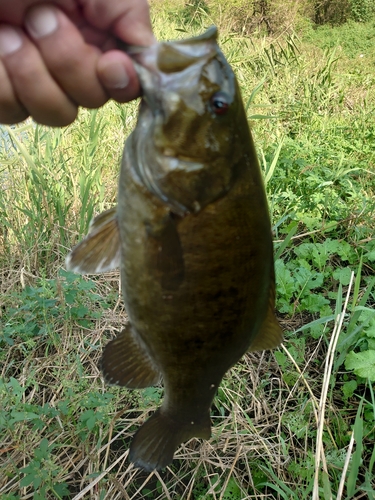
left=366, top=250, right=375, bottom=262
left=223, top=477, right=242, bottom=500
left=342, top=380, right=357, bottom=399
left=275, top=259, right=295, bottom=299
left=10, top=411, right=40, bottom=422
left=333, top=267, right=352, bottom=286
left=345, top=350, right=375, bottom=380
left=300, top=293, right=330, bottom=313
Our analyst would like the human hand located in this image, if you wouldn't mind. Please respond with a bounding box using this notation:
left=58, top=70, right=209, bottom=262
left=0, top=0, right=155, bottom=126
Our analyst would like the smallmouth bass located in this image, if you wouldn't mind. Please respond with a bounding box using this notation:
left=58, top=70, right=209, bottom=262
left=66, top=26, right=282, bottom=471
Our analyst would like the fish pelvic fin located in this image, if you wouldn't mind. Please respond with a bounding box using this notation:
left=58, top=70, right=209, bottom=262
left=129, top=408, right=211, bottom=471
left=100, top=324, right=161, bottom=388
left=249, top=282, right=283, bottom=352
left=65, top=207, right=120, bottom=274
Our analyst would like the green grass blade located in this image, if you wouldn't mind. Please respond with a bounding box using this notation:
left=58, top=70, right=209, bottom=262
left=245, top=76, right=267, bottom=111
left=346, top=397, right=364, bottom=498
left=274, top=221, right=298, bottom=260
left=263, top=138, right=284, bottom=186
left=5, top=125, right=36, bottom=168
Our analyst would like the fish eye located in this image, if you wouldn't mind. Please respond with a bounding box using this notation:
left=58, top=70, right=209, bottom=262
left=210, top=91, right=230, bottom=115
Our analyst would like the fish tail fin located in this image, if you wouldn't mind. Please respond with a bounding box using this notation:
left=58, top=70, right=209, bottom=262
left=129, top=409, right=211, bottom=471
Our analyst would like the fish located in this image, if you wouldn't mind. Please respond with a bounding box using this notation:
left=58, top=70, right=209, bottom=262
left=66, top=26, right=282, bottom=472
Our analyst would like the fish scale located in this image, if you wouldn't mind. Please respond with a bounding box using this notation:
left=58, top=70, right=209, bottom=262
left=66, top=26, right=282, bottom=471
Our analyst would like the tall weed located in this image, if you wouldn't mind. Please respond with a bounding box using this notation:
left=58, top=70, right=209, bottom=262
left=0, top=102, right=137, bottom=272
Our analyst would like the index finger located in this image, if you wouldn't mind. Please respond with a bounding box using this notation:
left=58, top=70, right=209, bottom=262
left=79, top=0, right=155, bottom=46
left=0, top=0, right=79, bottom=24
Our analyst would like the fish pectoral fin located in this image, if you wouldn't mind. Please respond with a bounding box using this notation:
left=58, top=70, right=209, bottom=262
left=249, top=272, right=283, bottom=352
left=100, top=324, right=161, bottom=388
left=130, top=409, right=211, bottom=471
left=249, top=283, right=283, bottom=352
left=147, top=212, right=185, bottom=291
left=65, top=207, right=120, bottom=274
left=249, top=309, right=283, bottom=351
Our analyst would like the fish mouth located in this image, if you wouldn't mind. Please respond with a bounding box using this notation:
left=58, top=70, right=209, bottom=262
left=131, top=27, right=219, bottom=113
left=131, top=26, right=218, bottom=74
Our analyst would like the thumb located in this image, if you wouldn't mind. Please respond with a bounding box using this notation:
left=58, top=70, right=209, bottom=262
left=97, top=49, right=141, bottom=103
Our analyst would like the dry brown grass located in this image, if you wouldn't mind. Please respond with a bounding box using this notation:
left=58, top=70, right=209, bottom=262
left=1, top=266, right=359, bottom=499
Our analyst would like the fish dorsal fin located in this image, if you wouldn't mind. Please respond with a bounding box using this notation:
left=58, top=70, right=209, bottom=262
left=87, top=206, right=118, bottom=230
left=65, top=207, right=120, bottom=274
left=249, top=282, right=283, bottom=352
left=100, top=324, right=161, bottom=388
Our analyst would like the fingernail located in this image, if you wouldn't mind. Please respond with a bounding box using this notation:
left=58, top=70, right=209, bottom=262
left=102, top=63, right=129, bottom=89
left=25, top=5, right=58, bottom=39
left=0, top=26, right=22, bottom=56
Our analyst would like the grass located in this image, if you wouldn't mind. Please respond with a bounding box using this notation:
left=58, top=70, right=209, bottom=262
left=1, top=2, right=375, bottom=499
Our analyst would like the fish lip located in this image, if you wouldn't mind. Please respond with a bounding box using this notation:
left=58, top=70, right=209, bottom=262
left=116, top=26, right=218, bottom=57
left=132, top=28, right=219, bottom=108
left=131, top=26, right=218, bottom=73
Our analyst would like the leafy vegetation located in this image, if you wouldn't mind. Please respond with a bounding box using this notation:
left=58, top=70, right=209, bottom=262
left=1, top=1, right=375, bottom=498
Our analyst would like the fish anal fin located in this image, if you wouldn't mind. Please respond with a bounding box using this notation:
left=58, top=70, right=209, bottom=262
left=65, top=207, right=120, bottom=274
left=249, top=282, right=283, bottom=352
left=100, top=324, right=160, bottom=388
left=129, top=408, right=211, bottom=471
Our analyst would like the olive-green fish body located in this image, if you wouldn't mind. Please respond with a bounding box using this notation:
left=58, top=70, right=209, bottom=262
left=66, top=26, right=282, bottom=471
